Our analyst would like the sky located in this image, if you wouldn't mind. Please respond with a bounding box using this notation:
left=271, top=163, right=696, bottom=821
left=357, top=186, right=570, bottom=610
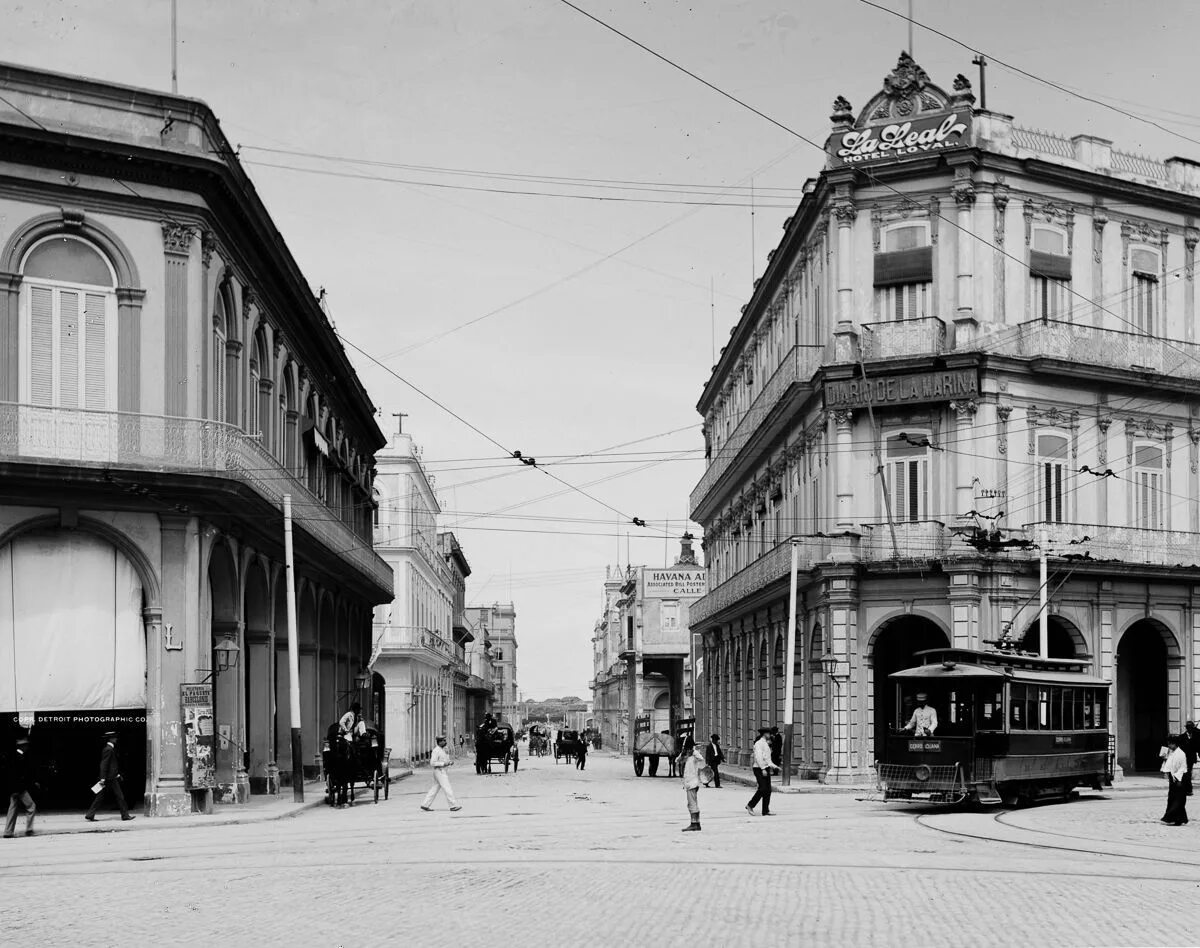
left=2, top=0, right=1197, bottom=700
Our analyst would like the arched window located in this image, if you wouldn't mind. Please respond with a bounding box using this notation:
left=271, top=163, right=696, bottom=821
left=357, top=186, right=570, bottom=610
left=1133, top=444, right=1164, bottom=529
left=20, top=235, right=117, bottom=410
left=212, top=289, right=230, bottom=423
left=1037, top=433, right=1068, bottom=523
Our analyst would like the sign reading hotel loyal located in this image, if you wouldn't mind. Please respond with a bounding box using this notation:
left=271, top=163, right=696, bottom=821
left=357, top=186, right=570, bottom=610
left=825, top=369, right=978, bottom=409
left=829, top=112, right=971, bottom=167
left=643, top=568, right=707, bottom=599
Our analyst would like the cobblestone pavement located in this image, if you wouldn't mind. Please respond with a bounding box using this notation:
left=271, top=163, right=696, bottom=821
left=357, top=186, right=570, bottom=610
left=3, top=750, right=1197, bottom=947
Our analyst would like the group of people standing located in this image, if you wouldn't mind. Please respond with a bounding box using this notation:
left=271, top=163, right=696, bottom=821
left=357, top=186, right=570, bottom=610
left=677, top=727, right=784, bottom=831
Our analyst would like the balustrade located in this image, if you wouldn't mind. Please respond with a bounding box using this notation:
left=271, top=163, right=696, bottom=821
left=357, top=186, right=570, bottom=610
left=860, top=317, right=947, bottom=360
left=0, top=401, right=392, bottom=593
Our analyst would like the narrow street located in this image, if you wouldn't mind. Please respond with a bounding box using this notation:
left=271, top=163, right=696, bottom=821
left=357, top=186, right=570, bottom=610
left=5, top=750, right=1196, bottom=947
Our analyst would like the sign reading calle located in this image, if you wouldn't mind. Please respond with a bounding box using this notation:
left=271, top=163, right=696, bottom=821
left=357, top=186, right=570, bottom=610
left=830, top=112, right=970, bottom=167
left=825, top=369, right=978, bottom=409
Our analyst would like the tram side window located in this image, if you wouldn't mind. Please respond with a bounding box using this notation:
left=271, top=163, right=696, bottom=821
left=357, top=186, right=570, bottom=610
left=978, top=689, right=1003, bottom=730
left=1009, top=683, right=1026, bottom=728
left=1038, top=689, right=1049, bottom=728
left=1069, top=689, right=1084, bottom=729
left=1050, top=686, right=1063, bottom=730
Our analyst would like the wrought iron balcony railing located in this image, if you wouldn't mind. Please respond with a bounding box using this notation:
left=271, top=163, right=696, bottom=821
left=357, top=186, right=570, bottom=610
left=373, top=624, right=456, bottom=658
left=860, top=317, right=948, bottom=360
left=972, top=319, right=1200, bottom=380
left=1017, top=522, right=1200, bottom=567
left=0, top=401, right=392, bottom=595
left=692, top=346, right=818, bottom=512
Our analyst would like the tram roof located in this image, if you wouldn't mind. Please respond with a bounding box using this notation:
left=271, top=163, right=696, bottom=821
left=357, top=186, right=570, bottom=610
left=889, top=663, right=1109, bottom=687
left=911, top=647, right=1095, bottom=673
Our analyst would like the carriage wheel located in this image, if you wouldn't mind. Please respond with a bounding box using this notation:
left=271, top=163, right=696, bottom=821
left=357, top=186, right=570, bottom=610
left=373, top=768, right=380, bottom=804
left=634, top=754, right=644, bottom=776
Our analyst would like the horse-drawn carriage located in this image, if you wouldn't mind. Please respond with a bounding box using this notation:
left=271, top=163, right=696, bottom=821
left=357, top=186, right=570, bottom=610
left=528, top=724, right=550, bottom=757
left=554, top=729, right=585, bottom=765
left=322, top=723, right=390, bottom=805
left=475, top=720, right=519, bottom=773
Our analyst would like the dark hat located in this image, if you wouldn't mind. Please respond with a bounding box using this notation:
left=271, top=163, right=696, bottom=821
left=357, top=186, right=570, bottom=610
left=757, top=726, right=770, bottom=735
left=1187, top=720, right=1197, bottom=729
left=350, top=702, right=362, bottom=712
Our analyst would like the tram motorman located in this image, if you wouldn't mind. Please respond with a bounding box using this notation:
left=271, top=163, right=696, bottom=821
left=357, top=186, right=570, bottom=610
left=903, top=692, right=938, bottom=737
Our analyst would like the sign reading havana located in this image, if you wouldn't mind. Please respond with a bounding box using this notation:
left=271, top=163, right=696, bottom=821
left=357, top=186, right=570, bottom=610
left=642, top=568, right=707, bottom=599
left=831, top=112, right=970, bottom=167
left=825, top=369, right=978, bottom=409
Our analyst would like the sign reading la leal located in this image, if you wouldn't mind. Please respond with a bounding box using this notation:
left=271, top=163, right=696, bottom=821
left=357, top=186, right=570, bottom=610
left=831, top=112, right=970, bottom=167
left=643, top=568, right=707, bottom=598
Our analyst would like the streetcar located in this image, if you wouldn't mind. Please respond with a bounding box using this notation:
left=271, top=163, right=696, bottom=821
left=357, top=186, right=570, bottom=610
left=876, top=646, right=1113, bottom=806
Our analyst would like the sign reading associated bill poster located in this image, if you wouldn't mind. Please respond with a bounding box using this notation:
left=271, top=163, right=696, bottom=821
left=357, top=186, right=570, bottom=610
left=643, top=568, right=707, bottom=599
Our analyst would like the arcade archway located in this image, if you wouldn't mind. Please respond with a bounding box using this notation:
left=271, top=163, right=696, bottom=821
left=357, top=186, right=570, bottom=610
left=1115, top=619, right=1175, bottom=773
left=869, top=615, right=950, bottom=761
left=1018, top=615, right=1085, bottom=658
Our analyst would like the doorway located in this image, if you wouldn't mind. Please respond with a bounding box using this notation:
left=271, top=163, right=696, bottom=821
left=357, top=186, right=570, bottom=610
left=870, top=615, right=950, bottom=761
left=1115, top=620, right=1170, bottom=773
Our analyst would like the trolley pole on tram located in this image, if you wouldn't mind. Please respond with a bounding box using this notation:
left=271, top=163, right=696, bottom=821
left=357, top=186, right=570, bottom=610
left=283, top=494, right=304, bottom=802
left=781, top=538, right=800, bottom=786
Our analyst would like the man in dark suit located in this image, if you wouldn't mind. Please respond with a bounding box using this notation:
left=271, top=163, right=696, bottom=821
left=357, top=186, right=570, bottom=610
left=4, top=736, right=36, bottom=838
left=704, top=733, right=725, bottom=788
left=85, top=731, right=135, bottom=822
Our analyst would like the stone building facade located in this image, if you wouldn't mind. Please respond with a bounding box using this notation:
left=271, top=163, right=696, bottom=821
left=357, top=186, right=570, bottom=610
left=689, top=52, right=1200, bottom=779
left=0, top=63, right=392, bottom=815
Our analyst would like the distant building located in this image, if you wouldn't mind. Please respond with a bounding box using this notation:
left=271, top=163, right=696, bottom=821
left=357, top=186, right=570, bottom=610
left=371, top=423, right=465, bottom=764
left=439, top=531, right=473, bottom=743
left=464, top=603, right=518, bottom=723
left=590, top=537, right=706, bottom=751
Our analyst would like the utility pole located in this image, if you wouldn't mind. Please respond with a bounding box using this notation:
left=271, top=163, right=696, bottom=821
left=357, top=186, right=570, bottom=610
left=283, top=495, right=303, bottom=801
left=972, top=54, right=988, bottom=110
left=1039, top=528, right=1049, bottom=657
left=781, top=539, right=800, bottom=786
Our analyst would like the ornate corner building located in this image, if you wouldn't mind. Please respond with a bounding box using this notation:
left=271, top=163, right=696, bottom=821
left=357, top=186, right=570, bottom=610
left=0, top=64, right=394, bottom=813
left=689, top=52, right=1200, bottom=781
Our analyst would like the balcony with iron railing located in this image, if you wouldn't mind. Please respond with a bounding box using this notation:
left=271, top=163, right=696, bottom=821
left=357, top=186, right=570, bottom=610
left=970, top=318, right=1200, bottom=380
left=692, top=346, right=819, bottom=512
left=0, top=401, right=392, bottom=595
left=689, top=517, right=1200, bottom=628
left=372, top=624, right=456, bottom=660
left=860, top=317, right=948, bottom=360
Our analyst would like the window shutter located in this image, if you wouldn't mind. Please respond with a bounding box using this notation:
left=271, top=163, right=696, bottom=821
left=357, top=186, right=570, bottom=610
left=874, top=247, right=933, bottom=286
left=213, top=332, right=226, bottom=421
left=1029, top=250, right=1072, bottom=281
left=83, top=293, right=106, bottom=410
left=58, top=290, right=80, bottom=408
left=29, top=286, right=54, bottom=405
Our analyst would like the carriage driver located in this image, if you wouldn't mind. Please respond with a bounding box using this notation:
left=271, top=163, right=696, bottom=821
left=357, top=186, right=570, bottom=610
left=339, top=702, right=366, bottom=742
left=903, top=692, right=938, bottom=737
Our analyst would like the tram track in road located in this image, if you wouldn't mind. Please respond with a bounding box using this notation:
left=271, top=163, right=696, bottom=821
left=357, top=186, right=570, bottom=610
left=915, top=803, right=1200, bottom=870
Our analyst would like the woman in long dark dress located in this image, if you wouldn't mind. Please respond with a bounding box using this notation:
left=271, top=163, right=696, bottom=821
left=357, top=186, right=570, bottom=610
left=1161, top=735, right=1189, bottom=826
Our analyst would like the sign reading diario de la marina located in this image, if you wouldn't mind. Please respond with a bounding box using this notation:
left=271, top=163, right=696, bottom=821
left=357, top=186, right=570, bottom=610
left=829, top=111, right=970, bottom=167
left=825, top=369, right=978, bottom=410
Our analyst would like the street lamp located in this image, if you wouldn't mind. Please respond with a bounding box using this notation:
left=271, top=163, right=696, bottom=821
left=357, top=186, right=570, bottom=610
left=819, top=650, right=839, bottom=680
left=197, top=633, right=240, bottom=681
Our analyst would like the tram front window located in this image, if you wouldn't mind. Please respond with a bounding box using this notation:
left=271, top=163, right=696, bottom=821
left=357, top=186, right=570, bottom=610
left=897, top=687, right=975, bottom=737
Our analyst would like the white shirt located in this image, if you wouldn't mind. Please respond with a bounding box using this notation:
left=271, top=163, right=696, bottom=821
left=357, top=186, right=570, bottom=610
left=1165, top=746, right=1187, bottom=781
left=431, top=745, right=452, bottom=768
left=906, top=705, right=938, bottom=736
left=752, top=736, right=774, bottom=770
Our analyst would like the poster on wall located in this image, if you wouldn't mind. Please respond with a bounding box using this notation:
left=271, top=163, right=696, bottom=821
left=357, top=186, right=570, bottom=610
left=181, top=683, right=216, bottom=790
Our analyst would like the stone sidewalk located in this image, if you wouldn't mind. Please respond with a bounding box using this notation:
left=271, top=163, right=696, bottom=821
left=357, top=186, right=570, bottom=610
left=8, top=769, right=414, bottom=838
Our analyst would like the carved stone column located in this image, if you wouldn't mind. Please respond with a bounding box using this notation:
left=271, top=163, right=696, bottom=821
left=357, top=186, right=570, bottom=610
left=162, top=222, right=194, bottom=416
left=833, top=197, right=857, bottom=330
left=993, top=186, right=1009, bottom=323
left=950, top=398, right=978, bottom=517
left=832, top=409, right=854, bottom=528
left=953, top=175, right=977, bottom=343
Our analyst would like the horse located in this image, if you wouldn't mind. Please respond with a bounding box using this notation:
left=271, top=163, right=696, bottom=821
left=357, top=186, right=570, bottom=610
left=323, top=723, right=351, bottom=806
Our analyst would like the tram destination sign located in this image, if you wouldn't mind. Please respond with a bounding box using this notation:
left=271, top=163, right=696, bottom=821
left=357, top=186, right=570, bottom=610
left=824, top=369, right=978, bottom=410
left=908, top=740, right=942, bottom=752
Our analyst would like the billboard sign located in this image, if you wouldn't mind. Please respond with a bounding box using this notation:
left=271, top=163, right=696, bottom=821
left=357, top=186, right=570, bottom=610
left=829, top=112, right=970, bottom=168
left=643, top=568, right=707, bottom=599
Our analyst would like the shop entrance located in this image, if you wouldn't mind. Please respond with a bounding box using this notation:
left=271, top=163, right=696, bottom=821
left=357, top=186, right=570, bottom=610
left=870, top=615, right=950, bottom=761
left=1116, top=619, right=1171, bottom=773
left=1, top=712, right=147, bottom=810
left=1, top=528, right=149, bottom=812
